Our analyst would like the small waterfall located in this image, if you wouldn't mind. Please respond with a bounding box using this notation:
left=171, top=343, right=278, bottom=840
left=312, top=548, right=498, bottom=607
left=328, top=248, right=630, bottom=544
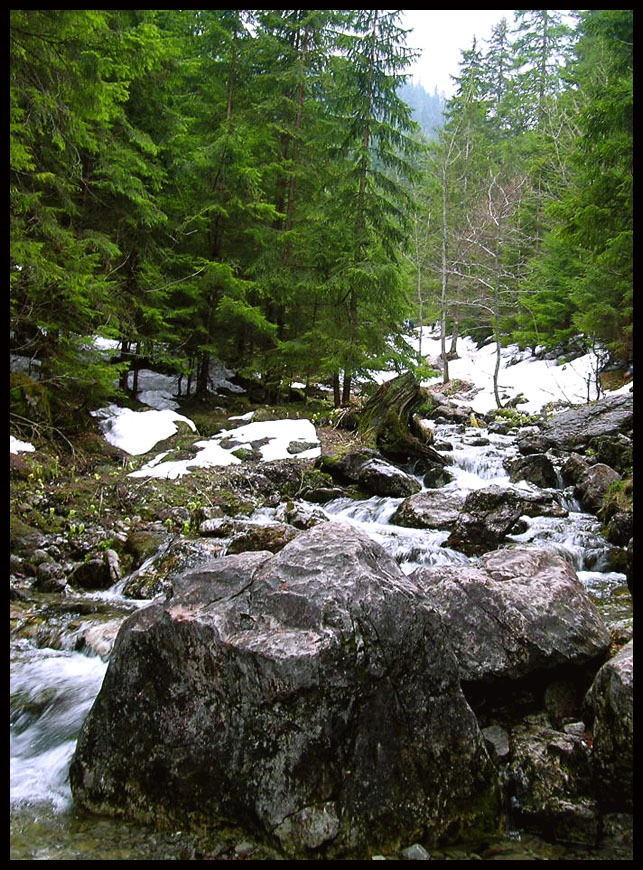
left=10, top=642, right=108, bottom=812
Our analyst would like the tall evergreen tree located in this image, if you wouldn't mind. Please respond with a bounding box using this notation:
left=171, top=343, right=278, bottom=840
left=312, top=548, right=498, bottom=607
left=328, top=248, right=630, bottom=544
left=323, top=10, right=420, bottom=404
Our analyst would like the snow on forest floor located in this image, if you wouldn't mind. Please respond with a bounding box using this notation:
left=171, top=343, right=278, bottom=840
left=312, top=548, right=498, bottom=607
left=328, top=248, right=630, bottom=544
left=397, top=328, right=633, bottom=417
left=11, top=328, right=632, bottom=473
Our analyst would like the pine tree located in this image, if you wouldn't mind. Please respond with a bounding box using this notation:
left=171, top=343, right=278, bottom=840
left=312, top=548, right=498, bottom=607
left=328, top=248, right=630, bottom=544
left=10, top=10, right=162, bottom=424
left=551, top=10, right=633, bottom=362
left=321, top=10, right=420, bottom=404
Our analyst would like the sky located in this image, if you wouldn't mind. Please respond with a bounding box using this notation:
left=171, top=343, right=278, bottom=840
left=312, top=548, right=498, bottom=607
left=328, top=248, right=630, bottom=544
left=400, top=9, right=515, bottom=97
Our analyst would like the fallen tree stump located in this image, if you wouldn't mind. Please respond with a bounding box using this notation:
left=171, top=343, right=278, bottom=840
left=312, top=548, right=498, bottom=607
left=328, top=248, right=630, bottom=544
left=357, top=371, right=447, bottom=466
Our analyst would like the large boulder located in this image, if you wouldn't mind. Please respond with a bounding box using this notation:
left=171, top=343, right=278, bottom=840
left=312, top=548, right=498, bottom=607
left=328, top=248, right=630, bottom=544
left=505, top=453, right=559, bottom=489
left=583, top=640, right=633, bottom=812
left=70, top=522, right=499, bottom=858
left=540, top=394, right=633, bottom=451
left=444, top=486, right=567, bottom=556
left=574, top=463, right=621, bottom=515
left=506, top=717, right=598, bottom=845
left=410, top=548, right=610, bottom=683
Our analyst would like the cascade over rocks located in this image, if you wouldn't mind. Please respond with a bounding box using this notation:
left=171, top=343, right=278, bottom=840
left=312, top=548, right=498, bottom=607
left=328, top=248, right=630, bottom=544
left=444, top=486, right=567, bottom=556
left=69, top=522, right=500, bottom=858
left=409, top=548, right=610, bottom=684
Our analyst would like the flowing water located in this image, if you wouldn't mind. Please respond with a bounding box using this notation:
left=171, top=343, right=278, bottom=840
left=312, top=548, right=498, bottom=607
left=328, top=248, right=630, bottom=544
left=10, top=421, right=632, bottom=860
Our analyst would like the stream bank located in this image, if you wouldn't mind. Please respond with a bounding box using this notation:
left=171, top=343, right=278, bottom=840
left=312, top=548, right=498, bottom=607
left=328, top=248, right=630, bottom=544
left=10, top=389, right=633, bottom=860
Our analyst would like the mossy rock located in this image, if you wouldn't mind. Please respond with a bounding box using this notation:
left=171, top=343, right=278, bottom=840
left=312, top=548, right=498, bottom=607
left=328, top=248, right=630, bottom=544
left=125, top=528, right=167, bottom=569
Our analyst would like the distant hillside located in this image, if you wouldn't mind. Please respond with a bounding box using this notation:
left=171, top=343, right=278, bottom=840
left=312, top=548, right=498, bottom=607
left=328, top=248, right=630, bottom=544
left=398, top=81, right=445, bottom=139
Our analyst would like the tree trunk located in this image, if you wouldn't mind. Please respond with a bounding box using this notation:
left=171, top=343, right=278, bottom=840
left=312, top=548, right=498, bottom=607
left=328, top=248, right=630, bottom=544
left=196, top=350, right=210, bottom=398
left=440, top=167, right=450, bottom=384
left=448, top=308, right=460, bottom=358
left=357, top=371, right=447, bottom=465
left=341, top=371, right=352, bottom=406
left=332, top=372, right=341, bottom=409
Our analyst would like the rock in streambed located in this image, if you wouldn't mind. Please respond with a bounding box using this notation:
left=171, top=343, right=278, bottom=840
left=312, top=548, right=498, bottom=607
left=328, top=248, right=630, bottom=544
left=70, top=522, right=499, bottom=858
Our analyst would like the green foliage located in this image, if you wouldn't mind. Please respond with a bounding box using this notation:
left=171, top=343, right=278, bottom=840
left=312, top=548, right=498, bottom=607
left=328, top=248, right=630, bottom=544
left=10, top=8, right=632, bottom=428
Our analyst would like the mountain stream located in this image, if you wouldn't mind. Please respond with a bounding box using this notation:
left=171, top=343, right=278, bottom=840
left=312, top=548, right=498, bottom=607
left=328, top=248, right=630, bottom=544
left=10, top=420, right=632, bottom=860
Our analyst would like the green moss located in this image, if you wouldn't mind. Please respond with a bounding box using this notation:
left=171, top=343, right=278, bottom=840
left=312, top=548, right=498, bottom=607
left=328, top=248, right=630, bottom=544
left=489, top=407, right=539, bottom=427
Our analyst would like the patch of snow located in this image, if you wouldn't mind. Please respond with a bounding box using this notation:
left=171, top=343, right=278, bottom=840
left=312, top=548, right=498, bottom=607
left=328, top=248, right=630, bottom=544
left=381, top=327, right=632, bottom=415
left=216, top=418, right=320, bottom=462
left=126, top=417, right=320, bottom=479
left=90, top=405, right=197, bottom=455
left=10, top=436, right=35, bottom=453
left=128, top=440, right=241, bottom=479
left=229, top=411, right=255, bottom=421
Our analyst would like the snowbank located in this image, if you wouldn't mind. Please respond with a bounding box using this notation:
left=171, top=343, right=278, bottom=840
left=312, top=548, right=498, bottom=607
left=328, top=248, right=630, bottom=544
left=128, top=417, right=320, bottom=479
left=396, top=328, right=632, bottom=416
left=10, top=436, right=35, bottom=454
left=90, top=405, right=197, bottom=456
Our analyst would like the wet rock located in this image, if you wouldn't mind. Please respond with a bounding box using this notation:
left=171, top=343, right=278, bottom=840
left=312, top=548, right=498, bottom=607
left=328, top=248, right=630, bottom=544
left=391, top=490, right=466, bottom=531
left=170, top=551, right=273, bottom=599
left=33, top=561, right=67, bottom=593
left=198, top=517, right=247, bottom=537
left=444, top=487, right=525, bottom=556
left=588, top=434, right=632, bottom=475
left=516, top=434, right=553, bottom=456
left=124, top=527, right=167, bottom=569
left=432, top=404, right=472, bottom=423
left=274, top=500, right=328, bottom=530
left=583, top=640, right=633, bottom=812
left=574, top=464, right=621, bottom=515
left=507, top=723, right=598, bottom=846
left=543, top=679, right=585, bottom=730
left=604, top=511, right=633, bottom=547
left=322, top=448, right=422, bottom=498
left=481, top=725, right=510, bottom=761
left=70, top=522, right=499, bottom=858
left=560, top=453, right=591, bottom=487
left=10, top=518, right=47, bottom=557
left=68, top=556, right=114, bottom=590
left=226, top=522, right=299, bottom=554
left=400, top=842, right=432, bottom=859
left=444, top=487, right=565, bottom=556
left=302, top=486, right=348, bottom=504
left=518, top=489, right=569, bottom=519
left=422, top=463, right=454, bottom=488
left=540, top=394, right=633, bottom=451
left=287, top=440, right=318, bottom=455
left=505, top=453, right=558, bottom=489
left=76, top=618, right=126, bottom=659
left=122, top=537, right=223, bottom=599
left=411, top=548, right=610, bottom=683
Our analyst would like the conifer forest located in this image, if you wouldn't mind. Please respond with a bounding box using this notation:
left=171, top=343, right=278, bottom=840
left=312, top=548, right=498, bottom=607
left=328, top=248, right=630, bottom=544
left=10, top=10, right=633, bottom=425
